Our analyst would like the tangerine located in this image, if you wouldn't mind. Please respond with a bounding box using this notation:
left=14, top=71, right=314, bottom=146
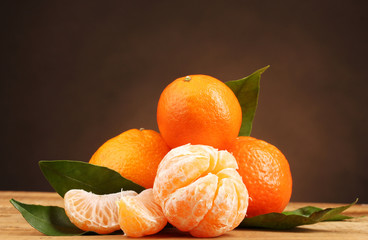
left=227, top=136, right=292, bottom=217
left=153, top=144, right=248, bottom=237
left=89, top=128, right=170, bottom=188
left=157, top=75, right=242, bottom=150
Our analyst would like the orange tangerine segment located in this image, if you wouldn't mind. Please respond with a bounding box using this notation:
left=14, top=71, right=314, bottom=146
left=190, top=178, right=237, bottom=237
left=153, top=144, right=213, bottom=205
left=217, top=168, right=250, bottom=227
left=163, top=173, right=218, bottom=232
left=64, top=189, right=137, bottom=234
left=190, top=169, right=249, bottom=237
left=153, top=144, right=249, bottom=237
left=117, top=189, right=167, bottom=237
left=212, top=150, right=239, bottom=173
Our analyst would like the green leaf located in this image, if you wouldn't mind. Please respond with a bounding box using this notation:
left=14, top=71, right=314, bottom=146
left=225, top=66, right=269, bottom=136
left=239, top=199, right=357, bottom=230
left=39, top=160, right=145, bottom=198
left=10, top=199, right=90, bottom=236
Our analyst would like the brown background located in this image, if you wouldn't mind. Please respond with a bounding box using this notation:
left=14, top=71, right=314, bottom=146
left=1, top=1, right=367, bottom=203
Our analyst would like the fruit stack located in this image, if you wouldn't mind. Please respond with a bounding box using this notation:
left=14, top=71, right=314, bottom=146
left=64, top=71, right=292, bottom=237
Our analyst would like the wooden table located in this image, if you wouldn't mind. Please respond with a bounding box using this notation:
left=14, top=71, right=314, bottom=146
left=0, top=191, right=367, bottom=239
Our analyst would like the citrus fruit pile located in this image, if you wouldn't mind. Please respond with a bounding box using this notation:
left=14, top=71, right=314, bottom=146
left=64, top=73, right=292, bottom=237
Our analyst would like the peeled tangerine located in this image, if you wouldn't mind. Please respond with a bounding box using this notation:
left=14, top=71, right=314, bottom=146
left=153, top=144, right=249, bottom=237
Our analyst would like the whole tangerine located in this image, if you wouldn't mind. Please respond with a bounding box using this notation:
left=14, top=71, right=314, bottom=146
left=157, top=75, right=242, bottom=150
left=227, top=136, right=292, bottom=217
left=89, top=128, right=170, bottom=189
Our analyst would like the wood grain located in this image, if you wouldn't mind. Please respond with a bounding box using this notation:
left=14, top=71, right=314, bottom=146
left=1, top=191, right=367, bottom=239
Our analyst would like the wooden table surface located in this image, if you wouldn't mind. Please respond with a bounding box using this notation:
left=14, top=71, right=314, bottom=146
left=0, top=191, right=367, bottom=239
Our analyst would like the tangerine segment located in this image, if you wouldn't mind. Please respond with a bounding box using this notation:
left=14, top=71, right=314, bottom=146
left=190, top=169, right=249, bottom=237
left=216, top=168, right=249, bottom=227
left=64, top=189, right=137, bottom=234
left=153, top=144, right=249, bottom=237
left=117, top=189, right=167, bottom=237
left=190, top=178, right=238, bottom=237
left=163, top=173, right=218, bottom=232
